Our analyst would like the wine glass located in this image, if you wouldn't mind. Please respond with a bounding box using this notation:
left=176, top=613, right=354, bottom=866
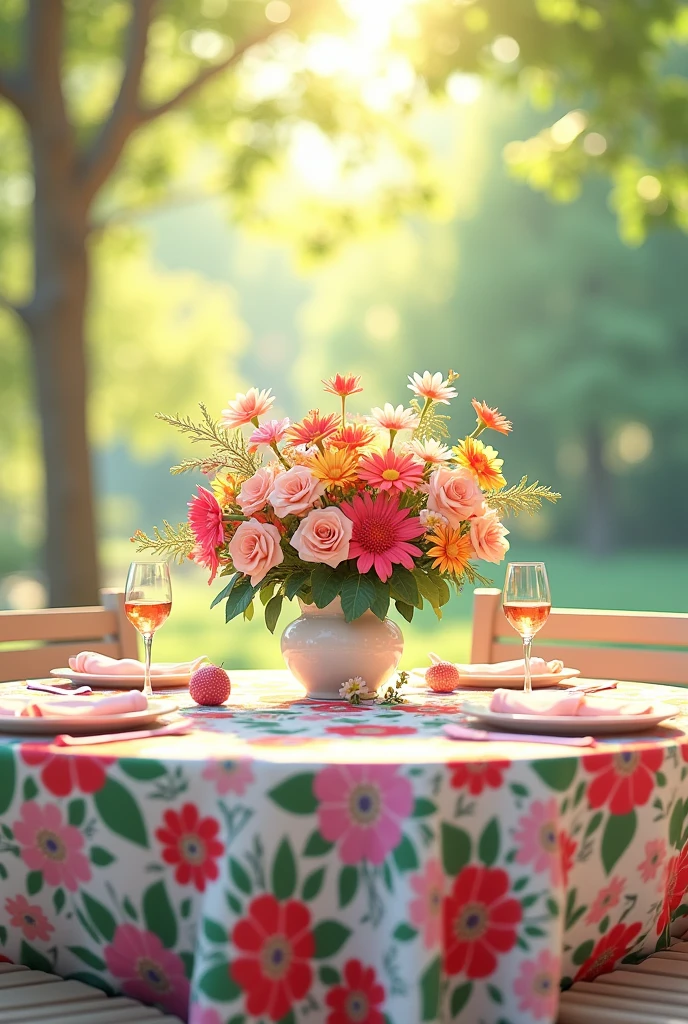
left=502, top=562, right=551, bottom=693
left=124, top=561, right=172, bottom=699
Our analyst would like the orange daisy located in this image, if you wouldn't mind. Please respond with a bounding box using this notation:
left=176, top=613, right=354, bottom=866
left=453, top=437, right=506, bottom=491
left=286, top=410, right=340, bottom=447
left=472, top=399, right=512, bottom=436
left=322, top=374, right=363, bottom=398
left=310, top=448, right=359, bottom=489
left=426, top=524, right=472, bottom=576
left=329, top=422, right=378, bottom=451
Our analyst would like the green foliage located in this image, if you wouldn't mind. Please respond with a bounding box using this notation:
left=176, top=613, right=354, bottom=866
left=131, top=520, right=195, bottom=564
left=487, top=477, right=562, bottom=518
left=157, top=404, right=259, bottom=479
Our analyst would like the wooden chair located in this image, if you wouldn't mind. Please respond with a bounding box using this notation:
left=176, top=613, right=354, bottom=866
left=471, top=588, right=688, bottom=685
left=0, top=589, right=139, bottom=683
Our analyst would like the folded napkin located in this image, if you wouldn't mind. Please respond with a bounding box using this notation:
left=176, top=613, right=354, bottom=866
left=0, top=692, right=148, bottom=719
left=442, top=658, right=564, bottom=676
left=68, top=652, right=207, bottom=676
left=489, top=689, right=653, bottom=717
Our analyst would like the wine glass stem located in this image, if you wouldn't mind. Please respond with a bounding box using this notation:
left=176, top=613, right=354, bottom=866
left=523, top=637, right=533, bottom=693
left=143, top=633, right=153, bottom=699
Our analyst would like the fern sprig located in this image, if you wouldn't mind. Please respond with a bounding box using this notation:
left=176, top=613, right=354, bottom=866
left=170, top=455, right=229, bottom=476
left=410, top=398, right=450, bottom=441
left=487, top=476, right=561, bottom=518
left=131, top=521, right=195, bottom=564
left=156, top=403, right=259, bottom=478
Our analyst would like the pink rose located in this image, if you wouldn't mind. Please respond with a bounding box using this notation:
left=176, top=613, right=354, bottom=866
left=470, top=509, right=510, bottom=563
left=291, top=507, right=353, bottom=568
left=228, top=520, right=283, bottom=585
left=237, top=466, right=277, bottom=515
left=427, top=466, right=484, bottom=527
left=268, top=466, right=326, bottom=517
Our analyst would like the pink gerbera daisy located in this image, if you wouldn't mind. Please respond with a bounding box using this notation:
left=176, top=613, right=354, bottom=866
left=247, top=417, right=290, bottom=452
left=371, top=403, right=419, bottom=432
left=407, top=371, right=457, bottom=405
left=220, top=388, right=275, bottom=429
left=341, top=492, right=424, bottom=581
left=286, top=410, right=340, bottom=446
left=188, top=486, right=225, bottom=583
left=358, top=449, right=424, bottom=492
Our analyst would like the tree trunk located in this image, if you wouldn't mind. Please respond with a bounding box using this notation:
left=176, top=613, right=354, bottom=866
left=583, top=421, right=614, bottom=557
left=26, top=142, right=99, bottom=606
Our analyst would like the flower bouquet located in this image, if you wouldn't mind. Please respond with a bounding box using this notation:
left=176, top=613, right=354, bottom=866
left=134, top=371, right=559, bottom=697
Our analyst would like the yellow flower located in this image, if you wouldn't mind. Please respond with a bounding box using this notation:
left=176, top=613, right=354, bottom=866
left=310, top=448, right=359, bottom=489
left=212, top=472, right=239, bottom=506
left=453, top=437, right=506, bottom=491
left=426, top=524, right=473, bottom=576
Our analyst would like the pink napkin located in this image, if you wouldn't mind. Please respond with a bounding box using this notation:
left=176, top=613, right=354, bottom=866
left=452, top=658, right=564, bottom=676
left=489, top=689, right=653, bottom=717
left=0, top=692, right=148, bottom=719
left=68, top=652, right=207, bottom=676
left=54, top=719, right=190, bottom=746
left=445, top=723, right=596, bottom=746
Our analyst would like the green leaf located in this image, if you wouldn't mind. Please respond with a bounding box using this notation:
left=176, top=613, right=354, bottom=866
left=601, top=811, right=637, bottom=874
left=180, top=951, right=194, bottom=979
left=204, top=918, right=227, bottom=944
left=413, top=569, right=442, bottom=608
left=393, top=922, right=418, bottom=941
left=0, top=749, right=15, bottom=815
left=302, top=867, right=325, bottom=901
left=521, top=894, right=539, bottom=909
left=584, top=811, right=604, bottom=838
left=68, top=798, right=86, bottom=827
left=68, top=945, right=106, bottom=971
left=451, top=981, right=473, bottom=1016
left=532, top=758, right=577, bottom=791
left=26, top=870, right=42, bottom=896
left=394, top=600, right=415, bottom=623
left=82, top=893, right=116, bottom=943
left=389, top=566, right=419, bottom=607
left=513, top=876, right=529, bottom=891
left=20, top=940, right=52, bottom=974
left=225, top=578, right=256, bottom=622
left=199, top=962, right=240, bottom=1001
left=64, top=972, right=114, bottom=995
left=340, top=574, right=375, bottom=622
left=123, top=897, right=138, bottom=921
left=392, top=833, right=418, bottom=872
left=243, top=600, right=254, bottom=622
left=304, top=829, right=334, bottom=856
left=338, top=865, right=358, bottom=908
left=53, top=889, right=65, bottom=914
left=573, top=779, right=587, bottom=807
left=269, top=773, right=317, bottom=814
left=478, top=818, right=500, bottom=867
left=119, top=759, right=167, bottom=781
left=572, top=939, right=594, bottom=965
left=265, top=594, right=284, bottom=634
left=435, top=577, right=451, bottom=606
left=487, top=984, right=503, bottom=1004
left=319, top=966, right=340, bottom=985
left=313, top=921, right=351, bottom=959
left=670, top=798, right=684, bottom=847
left=90, top=846, right=115, bottom=867
left=228, top=1017, right=247, bottom=1024
left=211, top=573, right=240, bottom=609
left=285, top=571, right=310, bottom=600
left=369, top=576, right=391, bottom=620
left=420, top=956, right=441, bottom=1021
left=23, top=777, right=38, bottom=802
left=260, top=581, right=277, bottom=606
left=599, top=915, right=609, bottom=933
left=412, top=798, right=436, bottom=817
left=272, top=838, right=297, bottom=900
left=510, top=783, right=529, bottom=798
left=226, top=892, right=242, bottom=915
left=230, top=858, right=252, bottom=895
left=143, top=880, right=177, bottom=948
left=547, top=898, right=559, bottom=918
left=180, top=898, right=191, bottom=919
left=94, top=778, right=148, bottom=848
left=442, top=823, right=471, bottom=876
left=311, top=564, right=345, bottom=608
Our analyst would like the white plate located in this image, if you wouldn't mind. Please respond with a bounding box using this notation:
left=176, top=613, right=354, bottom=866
left=412, top=667, right=580, bottom=689
left=51, top=668, right=191, bottom=690
left=461, top=700, right=680, bottom=736
left=0, top=698, right=179, bottom=735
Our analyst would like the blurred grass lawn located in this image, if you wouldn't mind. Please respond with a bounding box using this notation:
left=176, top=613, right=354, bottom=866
left=104, top=544, right=688, bottom=670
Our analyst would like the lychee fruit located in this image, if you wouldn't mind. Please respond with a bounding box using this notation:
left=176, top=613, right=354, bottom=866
left=426, top=657, right=461, bottom=693
left=189, top=664, right=231, bottom=706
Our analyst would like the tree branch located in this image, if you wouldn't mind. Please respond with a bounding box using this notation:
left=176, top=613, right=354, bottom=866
left=0, top=70, right=30, bottom=120
left=78, top=0, right=156, bottom=203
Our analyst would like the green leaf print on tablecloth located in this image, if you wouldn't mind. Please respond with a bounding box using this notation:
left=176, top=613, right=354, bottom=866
left=0, top=748, right=15, bottom=815
left=143, top=879, right=177, bottom=948
left=532, top=757, right=578, bottom=792
left=601, top=811, right=637, bottom=873
left=269, top=774, right=317, bottom=815
left=94, top=778, right=148, bottom=847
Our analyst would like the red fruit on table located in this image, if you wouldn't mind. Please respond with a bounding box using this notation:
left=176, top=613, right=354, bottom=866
left=426, top=660, right=461, bottom=693
left=189, top=665, right=231, bottom=706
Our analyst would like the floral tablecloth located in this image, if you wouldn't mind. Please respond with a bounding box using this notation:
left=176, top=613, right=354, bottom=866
left=1, top=672, right=688, bottom=1024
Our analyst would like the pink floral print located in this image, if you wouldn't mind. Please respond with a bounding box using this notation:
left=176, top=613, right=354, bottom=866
left=5, top=894, right=54, bottom=942
left=201, top=759, right=254, bottom=796
left=638, top=838, right=667, bottom=883
left=408, top=858, right=444, bottom=948
left=12, top=802, right=90, bottom=891
left=585, top=877, right=625, bottom=925
left=105, top=923, right=189, bottom=1017
left=513, top=949, right=560, bottom=1020
left=513, top=798, right=561, bottom=883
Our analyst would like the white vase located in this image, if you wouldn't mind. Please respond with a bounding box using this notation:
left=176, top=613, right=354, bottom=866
left=280, top=598, right=404, bottom=700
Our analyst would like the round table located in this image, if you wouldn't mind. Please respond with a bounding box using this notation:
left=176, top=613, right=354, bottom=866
left=1, top=670, right=688, bottom=1024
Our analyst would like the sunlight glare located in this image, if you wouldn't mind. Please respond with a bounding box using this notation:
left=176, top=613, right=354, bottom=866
left=341, top=0, right=422, bottom=48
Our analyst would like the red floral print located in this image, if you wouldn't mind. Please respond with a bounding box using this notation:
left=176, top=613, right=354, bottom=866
left=325, top=959, right=386, bottom=1024
left=443, top=865, right=522, bottom=979
left=155, top=803, right=224, bottom=892
left=583, top=749, right=663, bottom=815
left=574, top=921, right=642, bottom=982
left=20, top=745, right=111, bottom=797
left=559, top=831, right=577, bottom=888
left=5, top=894, right=54, bottom=941
left=325, top=725, right=417, bottom=739
left=657, top=843, right=688, bottom=934
left=449, top=760, right=510, bottom=797
left=231, top=894, right=314, bottom=1022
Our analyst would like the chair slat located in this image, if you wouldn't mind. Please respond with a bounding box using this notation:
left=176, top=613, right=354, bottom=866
left=0, top=963, right=29, bottom=974
left=559, top=988, right=688, bottom=1023
left=0, top=969, right=57, bottom=989
left=489, top=642, right=688, bottom=685
left=0, top=607, right=119, bottom=644
left=0, top=641, right=121, bottom=683
left=0, top=978, right=106, bottom=1009
left=0, top=997, right=148, bottom=1024
left=575, top=978, right=688, bottom=1007
left=493, top=605, right=688, bottom=647
left=596, top=967, right=688, bottom=994
left=616, top=957, right=688, bottom=978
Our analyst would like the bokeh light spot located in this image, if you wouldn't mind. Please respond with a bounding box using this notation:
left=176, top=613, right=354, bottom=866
left=583, top=132, right=607, bottom=156
left=637, top=175, right=662, bottom=202
left=491, top=36, right=520, bottom=63
left=265, top=1, right=291, bottom=24
left=446, top=73, right=482, bottom=105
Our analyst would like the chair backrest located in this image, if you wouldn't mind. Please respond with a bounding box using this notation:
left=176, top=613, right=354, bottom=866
left=0, top=589, right=140, bottom=682
left=471, top=587, right=688, bottom=685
